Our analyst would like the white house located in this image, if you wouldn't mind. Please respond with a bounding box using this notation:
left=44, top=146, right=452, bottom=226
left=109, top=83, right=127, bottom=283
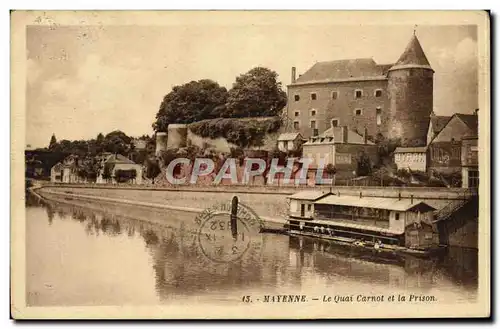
left=394, top=147, right=428, bottom=172
left=277, top=132, right=304, bottom=152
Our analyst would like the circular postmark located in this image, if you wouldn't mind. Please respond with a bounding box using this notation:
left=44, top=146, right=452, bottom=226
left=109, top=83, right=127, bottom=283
left=195, top=197, right=263, bottom=264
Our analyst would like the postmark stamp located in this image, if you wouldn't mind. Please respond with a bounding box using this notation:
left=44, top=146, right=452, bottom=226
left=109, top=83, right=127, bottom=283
left=195, top=196, right=264, bottom=263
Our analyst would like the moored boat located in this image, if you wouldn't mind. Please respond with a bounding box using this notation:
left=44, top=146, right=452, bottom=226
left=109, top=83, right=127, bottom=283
left=285, top=191, right=446, bottom=258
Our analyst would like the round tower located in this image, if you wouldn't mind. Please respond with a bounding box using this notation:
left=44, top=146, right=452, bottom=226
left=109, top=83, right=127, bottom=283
left=166, top=124, right=188, bottom=150
left=155, top=132, right=168, bottom=156
left=387, top=34, right=434, bottom=146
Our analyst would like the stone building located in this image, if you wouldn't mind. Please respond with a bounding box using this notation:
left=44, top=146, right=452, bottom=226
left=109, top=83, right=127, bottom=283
left=50, top=155, right=85, bottom=183
left=302, top=126, right=378, bottom=180
left=461, top=136, right=479, bottom=189
left=427, top=113, right=478, bottom=175
left=96, top=153, right=143, bottom=184
left=286, top=34, right=434, bottom=146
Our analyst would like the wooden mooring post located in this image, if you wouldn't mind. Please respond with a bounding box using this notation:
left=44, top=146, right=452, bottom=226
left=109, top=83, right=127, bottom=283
left=230, top=196, right=238, bottom=239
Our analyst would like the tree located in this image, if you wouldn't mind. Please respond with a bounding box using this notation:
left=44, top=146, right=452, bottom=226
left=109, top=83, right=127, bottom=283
left=324, top=164, right=337, bottom=186
left=102, top=163, right=113, bottom=183
left=103, top=130, right=133, bottom=155
left=145, top=157, right=162, bottom=184
left=49, top=134, right=57, bottom=149
left=96, top=133, right=104, bottom=144
left=153, top=79, right=228, bottom=132
left=115, top=169, right=137, bottom=183
left=356, top=151, right=372, bottom=177
left=225, top=67, right=287, bottom=118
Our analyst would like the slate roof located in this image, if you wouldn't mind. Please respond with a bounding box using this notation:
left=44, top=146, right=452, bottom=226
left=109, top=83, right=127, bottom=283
left=293, top=58, right=391, bottom=85
left=456, top=114, right=478, bottom=136
left=430, top=115, right=451, bottom=135
left=390, top=35, right=433, bottom=71
left=105, top=154, right=137, bottom=165
left=312, top=127, right=375, bottom=145
left=315, top=194, right=436, bottom=212
left=278, top=132, right=303, bottom=141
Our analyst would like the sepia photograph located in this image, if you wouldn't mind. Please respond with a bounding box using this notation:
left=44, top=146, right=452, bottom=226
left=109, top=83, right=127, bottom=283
left=10, top=10, right=490, bottom=319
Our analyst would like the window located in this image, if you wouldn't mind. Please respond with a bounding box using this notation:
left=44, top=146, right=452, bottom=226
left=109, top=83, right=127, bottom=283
left=376, top=107, right=382, bottom=126
left=310, top=120, right=316, bottom=129
left=331, top=119, right=339, bottom=127
left=294, top=111, right=299, bottom=117
left=468, top=170, right=479, bottom=188
left=294, top=95, right=300, bottom=101
left=307, top=204, right=312, bottom=211
left=311, top=110, right=316, bottom=116
left=311, top=93, right=317, bottom=100
left=284, top=141, right=289, bottom=149
left=395, top=213, right=400, bottom=221
left=332, top=91, right=338, bottom=99
left=354, top=108, right=363, bottom=116
left=293, top=121, right=300, bottom=130
left=355, top=89, right=363, bottom=99
left=374, top=89, right=382, bottom=97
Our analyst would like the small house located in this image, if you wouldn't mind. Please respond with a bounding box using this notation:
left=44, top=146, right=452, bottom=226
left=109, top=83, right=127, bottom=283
left=50, top=155, right=84, bottom=183
left=277, top=132, right=304, bottom=153
left=394, top=146, right=428, bottom=172
left=287, top=190, right=331, bottom=220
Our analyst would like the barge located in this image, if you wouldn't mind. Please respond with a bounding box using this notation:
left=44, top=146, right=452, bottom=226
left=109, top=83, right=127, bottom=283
left=285, top=191, right=446, bottom=257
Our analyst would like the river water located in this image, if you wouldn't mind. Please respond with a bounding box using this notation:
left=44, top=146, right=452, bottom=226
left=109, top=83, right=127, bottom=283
left=25, top=193, right=478, bottom=307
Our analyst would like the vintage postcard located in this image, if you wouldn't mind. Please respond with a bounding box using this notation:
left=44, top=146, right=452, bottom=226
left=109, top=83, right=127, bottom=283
left=11, top=10, right=490, bottom=319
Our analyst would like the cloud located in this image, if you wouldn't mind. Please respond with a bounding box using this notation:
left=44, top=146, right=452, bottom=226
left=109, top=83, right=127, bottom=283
left=430, top=37, right=478, bottom=115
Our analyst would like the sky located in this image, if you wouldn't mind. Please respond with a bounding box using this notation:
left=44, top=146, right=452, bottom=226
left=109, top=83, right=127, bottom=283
left=26, top=24, right=478, bottom=148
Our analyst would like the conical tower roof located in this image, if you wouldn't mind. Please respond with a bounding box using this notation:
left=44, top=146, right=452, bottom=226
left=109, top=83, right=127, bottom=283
left=389, top=34, right=433, bottom=72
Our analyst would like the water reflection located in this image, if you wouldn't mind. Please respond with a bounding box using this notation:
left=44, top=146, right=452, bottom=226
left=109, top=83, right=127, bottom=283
left=25, top=192, right=478, bottom=306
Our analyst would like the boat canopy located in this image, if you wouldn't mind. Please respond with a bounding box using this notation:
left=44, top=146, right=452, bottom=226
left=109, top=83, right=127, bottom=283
left=314, top=195, right=436, bottom=212
left=287, top=190, right=332, bottom=201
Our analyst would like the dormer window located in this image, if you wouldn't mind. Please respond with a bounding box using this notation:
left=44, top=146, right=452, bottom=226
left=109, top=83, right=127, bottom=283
left=355, top=90, right=363, bottom=99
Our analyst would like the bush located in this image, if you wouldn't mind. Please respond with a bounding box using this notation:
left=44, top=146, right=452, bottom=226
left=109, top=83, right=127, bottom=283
left=188, top=117, right=282, bottom=148
left=115, top=169, right=137, bottom=183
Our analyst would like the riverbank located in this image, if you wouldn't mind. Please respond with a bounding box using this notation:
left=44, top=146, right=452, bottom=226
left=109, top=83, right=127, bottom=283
left=34, top=186, right=288, bottom=229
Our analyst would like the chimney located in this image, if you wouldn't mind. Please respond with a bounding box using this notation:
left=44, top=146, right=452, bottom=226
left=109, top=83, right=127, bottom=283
left=410, top=194, right=414, bottom=204
left=342, top=126, right=348, bottom=144
left=291, top=67, right=297, bottom=83
left=363, top=127, right=368, bottom=144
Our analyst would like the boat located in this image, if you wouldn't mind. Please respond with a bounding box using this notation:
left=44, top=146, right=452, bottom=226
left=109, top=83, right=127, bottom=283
left=284, top=191, right=446, bottom=258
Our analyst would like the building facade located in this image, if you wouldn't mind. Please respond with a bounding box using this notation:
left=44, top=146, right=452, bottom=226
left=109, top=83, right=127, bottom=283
left=302, top=126, right=378, bottom=180
left=428, top=113, right=478, bottom=175
left=394, top=147, right=428, bottom=172
left=287, top=34, right=434, bottom=146
left=461, top=136, right=479, bottom=189
left=277, top=132, right=304, bottom=153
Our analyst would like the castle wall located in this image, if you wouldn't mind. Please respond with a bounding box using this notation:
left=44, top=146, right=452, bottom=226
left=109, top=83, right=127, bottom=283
left=287, top=79, right=389, bottom=139
left=155, top=132, right=168, bottom=156
left=186, top=129, right=280, bottom=153
left=166, top=124, right=188, bottom=150
left=387, top=68, right=434, bottom=146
